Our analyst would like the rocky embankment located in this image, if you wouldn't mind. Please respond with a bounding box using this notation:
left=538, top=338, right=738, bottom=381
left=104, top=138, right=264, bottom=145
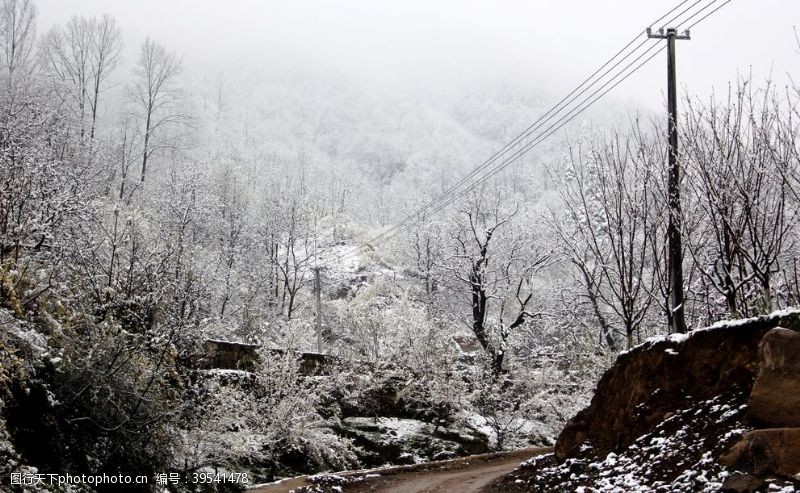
left=498, top=309, right=800, bottom=492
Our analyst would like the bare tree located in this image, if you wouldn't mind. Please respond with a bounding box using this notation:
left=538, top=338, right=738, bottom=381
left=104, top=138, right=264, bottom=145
left=129, top=37, right=182, bottom=185
left=403, top=211, right=445, bottom=310
left=88, top=14, right=122, bottom=140
left=39, top=14, right=121, bottom=141
left=40, top=16, right=93, bottom=139
left=683, top=81, right=797, bottom=316
left=216, top=164, right=251, bottom=318
left=40, top=15, right=121, bottom=199
left=274, top=197, right=316, bottom=320
left=444, top=189, right=550, bottom=374
left=0, top=0, right=36, bottom=83
left=0, top=0, right=36, bottom=130
left=553, top=128, right=661, bottom=349
left=548, top=214, right=618, bottom=351
left=0, top=0, right=89, bottom=266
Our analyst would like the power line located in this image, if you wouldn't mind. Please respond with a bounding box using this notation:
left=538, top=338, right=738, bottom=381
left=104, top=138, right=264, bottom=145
left=342, top=0, right=700, bottom=252
left=385, top=1, right=730, bottom=233
left=687, top=0, right=731, bottom=29
left=318, top=0, right=733, bottom=269
left=657, top=0, right=710, bottom=32
left=317, top=2, right=710, bottom=269
left=318, top=42, right=666, bottom=269
left=378, top=44, right=669, bottom=245
left=342, top=4, right=710, bottom=257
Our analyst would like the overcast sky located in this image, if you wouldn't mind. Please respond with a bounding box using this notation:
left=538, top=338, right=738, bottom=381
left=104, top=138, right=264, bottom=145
left=36, top=0, right=800, bottom=110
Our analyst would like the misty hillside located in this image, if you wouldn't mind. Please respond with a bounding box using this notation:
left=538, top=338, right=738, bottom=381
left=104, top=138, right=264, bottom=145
left=2, top=0, right=800, bottom=492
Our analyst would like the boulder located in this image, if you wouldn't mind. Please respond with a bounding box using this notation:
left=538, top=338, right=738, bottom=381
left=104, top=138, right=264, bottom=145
left=332, top=417, right=489, bottom=467
left=748, top=327, right=800, bottom=428
left=720, top=472, right=764, bottom=493
left=432, top=450, right=457, bottom=461
left=719, top=428, right=800, bottom=479
left=396, top=452, right=415, bottom=465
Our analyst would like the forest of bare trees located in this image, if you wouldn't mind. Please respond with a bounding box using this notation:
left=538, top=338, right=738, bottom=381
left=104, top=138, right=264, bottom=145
left=0, top=0, right=798, bottom=490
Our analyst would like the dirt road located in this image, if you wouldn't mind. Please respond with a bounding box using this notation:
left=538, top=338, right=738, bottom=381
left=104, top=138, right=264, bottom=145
left=251, top=447, right=548, bottom=493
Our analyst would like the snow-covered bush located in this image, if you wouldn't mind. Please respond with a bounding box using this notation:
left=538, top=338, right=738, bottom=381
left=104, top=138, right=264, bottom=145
left=180, top=350, right=356, bottom=481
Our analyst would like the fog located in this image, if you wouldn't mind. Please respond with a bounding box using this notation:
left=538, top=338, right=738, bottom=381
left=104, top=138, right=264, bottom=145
left=36, top=0, right=800, bottom=109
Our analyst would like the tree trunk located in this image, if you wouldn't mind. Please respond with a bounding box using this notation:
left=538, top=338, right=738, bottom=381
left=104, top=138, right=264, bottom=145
left=579, top=264, right=617, bottom=351
left=140, top=105, right=152, bottom=183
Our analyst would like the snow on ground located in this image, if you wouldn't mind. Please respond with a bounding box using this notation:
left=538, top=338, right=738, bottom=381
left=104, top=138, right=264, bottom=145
left=465, top=414, right=497, bottom=445
left=202, top=368, right=255, bottom=377
left=344, top=417, right=427, bottom=441
left=317, top=242, right=361, bottom=275
left=505, top=390, right=800, bottom=492
left=206, top=338, right=261, bottom=347
left=373, top=418, right=426, bottom=439
left=703, top=308, right=800, bottom=331
left=625, top=307, right=800, bottom=356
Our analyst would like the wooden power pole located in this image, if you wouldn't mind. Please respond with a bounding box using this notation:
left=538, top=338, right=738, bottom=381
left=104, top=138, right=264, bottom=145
left=647, top=27, right=690, bottom=334
left=314, top=267, right=324, bottom=353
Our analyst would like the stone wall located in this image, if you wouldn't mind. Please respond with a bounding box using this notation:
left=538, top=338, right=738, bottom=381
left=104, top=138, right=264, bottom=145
left=204, top=339, right=261, bottom=371
left=202, top=340, right=346, bottom=375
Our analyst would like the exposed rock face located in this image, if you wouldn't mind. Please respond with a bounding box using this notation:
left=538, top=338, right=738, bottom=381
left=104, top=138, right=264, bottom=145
left=748, top=327, right=800, bottom=428
left=554, top=310, right=800, bottom=461
left=720, top=428, right=800, bottom=479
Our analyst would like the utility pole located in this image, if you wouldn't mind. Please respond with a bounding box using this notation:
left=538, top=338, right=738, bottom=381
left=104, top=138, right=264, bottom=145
left=647, top=26, right=690, bottom=334
left=313, top=267, right=324, bottom=353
